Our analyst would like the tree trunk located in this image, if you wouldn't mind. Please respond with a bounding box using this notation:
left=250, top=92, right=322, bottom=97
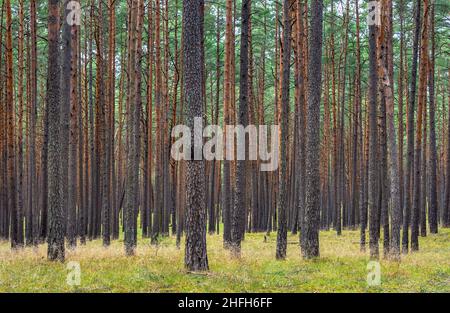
left=5, top=0, right=18, bottom=249
left=403, top=0, right=421, bottom=254
left=124, top=0, right=140, bottom=256
left=183, top=0, right=209, bottom=272
left=368, top=0, right=380, bottom=260
left=378, top=0, right=401, bottom=260
left=302, top=0, right=323, bottom=259
left=47, top=0, right=65, bottom=261
left=412, top=0, right=429, bottom=251
left=428, top=1, right=438, bottom=234
left=67, top=0, right=79, bottom=248
left=275, top=0, right=292, bottom=260
left=27, top=0, right=38, bottom=246
left=231, top=0, right=250, bottom=257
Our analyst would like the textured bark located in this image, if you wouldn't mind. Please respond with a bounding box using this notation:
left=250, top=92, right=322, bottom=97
left=143, top=0, right=154, bottom=238
left=81, top=23, right=90, bottom=244
left=152, top=0, right=163, bottom=243
left=183, top=0, right=209, bottom=272
left=354, top=0, right=362, bottom=236
left=134, top=0, right=144, bottom=244
left=0, top=0, right=5, bottom=241
left=5, top=0, right=18, bottom=249
left=67, top=0, right=79, bottom=248
left=124, top=0, right=140, bottom=256
left=302, top=0, right=323, bottom=259
left=94, top=0, right=109, bottom=246
left=17, top=0, right=25, bottom=247
left=420, top=89, right=428, bottom=238
left=108, top=0, right=117, bottom=241
left=27, top=0, right=38, bottom=246
left=412, top=0, right=429, bottom=251
left=295, top=0, right=306, bottom=239
left=428, top=1, right=438, bottom=234
left=257, top=2, right=267, bottom=233
left=403, top=0, right=421, bottom=253
left=88, top=2, right=95, bottom=239
left=275, top=0, right=291, bottom=260
left=368, top=0, right=380, bottom=260
left=378, top=1, right=390, bottom=258
left=231, top=0, right=250, bottom=257
left=47, top=0, right=65, bottom=261
left=336, top=0, right=350, bottom=235
left=170, top=0, right=180, bottom=238
left=351, top=0, right=360, bottom=231
left=378, top=0, right=401, bottom=260
left=330, top=1, right=338, bottom=232
left=114, top=48, right=126, bottom=240
left=61, top=0, right=72, bottom=235
left=162, top=0, right=170, bottom=237
left=209, top=7, right=221, bottom=235
left=222, top=0, right=233, bottom=247
left=398, top=0, right=405, bottom=234
left=444, top=77, right=450, bottom=227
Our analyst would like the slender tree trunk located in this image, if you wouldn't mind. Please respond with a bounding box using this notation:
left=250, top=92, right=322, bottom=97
left=444, top=77, right=450, bottom=228
left=16, top=0, right=25, bottom=248
left=412, top=0, right=429, bottom=251
left=428, top=1, right=438, bottom=234
left=398, top=0, right=405, bottom=233
left=368, top=0, right=380, bottom=260
left=5, top=0, right=18, bottom=249
left=152, top=0, right=163, bottom=243
left=231, top=0, right=250, bottom=257
left=61, top=0, right=72, bottom=236
left=144, top=0, right=154, bottom=239
left=275, top=0, right=291, bottom=260
left=403, top=0, right=421, bottom=253
left=27, top=0, right=38, bottom=246
left=108, top=0, right=116, bottom=244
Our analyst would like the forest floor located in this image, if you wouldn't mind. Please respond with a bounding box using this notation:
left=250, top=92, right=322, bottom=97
left=0, top=229, right=449, bottom=292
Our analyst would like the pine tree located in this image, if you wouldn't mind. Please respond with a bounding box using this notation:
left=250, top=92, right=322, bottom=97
left=231, top=0, right=250, bottom=257
left=47, top=0, right=65, bottom=261
left=302, top=0, right=324, bottom=259
left=275, top=0, right=292, bottom=260
left=183, top=0, right=209, bottom=272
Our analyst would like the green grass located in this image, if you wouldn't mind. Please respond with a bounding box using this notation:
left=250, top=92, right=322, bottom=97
left=0, top=229, right=449, bottom=292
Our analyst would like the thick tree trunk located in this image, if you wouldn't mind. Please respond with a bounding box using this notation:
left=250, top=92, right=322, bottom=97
left=124, top=0, right=140, bottom=256
left=183, top=0, right=209, bottom=272
left=47, top=0, right=65, bottom=261
left=378, top=0, right=401, bottom=260
left=302, top=0, right=323, bottom=259
left=67, top=0, right=79, bottom=248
